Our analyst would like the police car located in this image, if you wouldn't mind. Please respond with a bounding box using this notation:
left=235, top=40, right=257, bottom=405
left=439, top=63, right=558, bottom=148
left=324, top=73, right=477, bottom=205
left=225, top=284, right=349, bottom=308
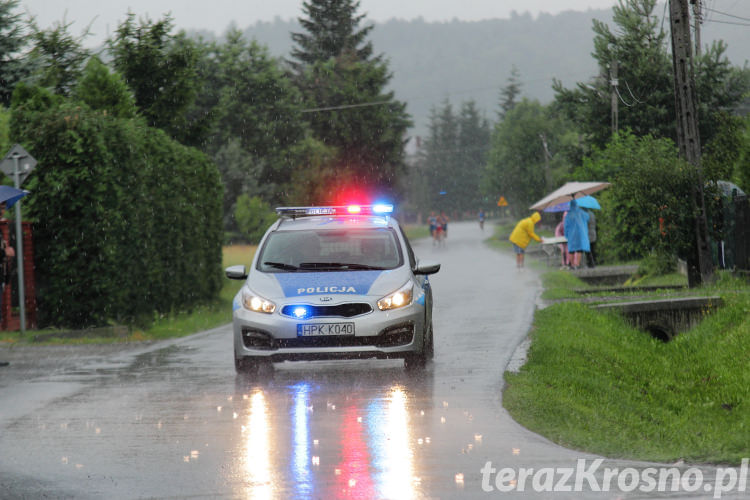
left=225, top=204, right=440, bottom=373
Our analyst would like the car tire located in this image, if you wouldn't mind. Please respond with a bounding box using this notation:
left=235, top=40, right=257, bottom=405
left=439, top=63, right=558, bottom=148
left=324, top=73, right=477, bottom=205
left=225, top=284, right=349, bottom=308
left=424, top=324, right=434, bottom=360
left=235, top=356, right=261, bottom=375
left=404, top=323, right=434, bottom=371
left=404, top=352, right=425, bottom=371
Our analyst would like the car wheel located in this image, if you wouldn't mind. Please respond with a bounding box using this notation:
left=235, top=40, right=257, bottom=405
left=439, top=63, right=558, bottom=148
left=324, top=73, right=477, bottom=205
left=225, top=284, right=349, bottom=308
left=424, top=324, right=434, bottom=360
left=235, top=356, right=260, bottom=375
left=404, top=352, right=426, bottom=371
left=405, top=323, right=434, bottom=371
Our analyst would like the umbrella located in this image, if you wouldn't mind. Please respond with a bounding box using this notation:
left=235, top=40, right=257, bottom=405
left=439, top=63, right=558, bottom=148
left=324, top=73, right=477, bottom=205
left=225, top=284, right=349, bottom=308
left=714, top=180, right=745, bottom=198
left=544, top=195, right=601, bottom=212
left=0, top=185, right=28, bottom=208
left=530, top=181, right=611, bottom=211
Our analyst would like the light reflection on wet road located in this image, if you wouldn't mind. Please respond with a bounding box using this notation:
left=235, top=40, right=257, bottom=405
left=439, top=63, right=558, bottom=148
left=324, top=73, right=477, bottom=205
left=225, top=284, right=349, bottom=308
left=0, top=222, right=738, bottom=499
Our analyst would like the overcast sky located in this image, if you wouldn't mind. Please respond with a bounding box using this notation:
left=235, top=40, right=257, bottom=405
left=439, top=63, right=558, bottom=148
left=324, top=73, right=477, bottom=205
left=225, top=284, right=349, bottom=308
left=21, top=0, right=620, bottom=47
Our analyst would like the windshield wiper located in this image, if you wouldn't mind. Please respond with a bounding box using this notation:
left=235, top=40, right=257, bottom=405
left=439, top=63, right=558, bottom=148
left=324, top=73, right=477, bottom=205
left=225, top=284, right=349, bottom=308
left=263, top=261, right=299, bottom=271
left=299, top=262, right=386, bottom=270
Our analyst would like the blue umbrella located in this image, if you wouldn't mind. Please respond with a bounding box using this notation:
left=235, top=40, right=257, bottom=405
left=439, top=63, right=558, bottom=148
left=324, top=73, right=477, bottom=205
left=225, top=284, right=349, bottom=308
left=544, top=195, right=601, bottom=213
left=0, top=185, right=29, bottom=208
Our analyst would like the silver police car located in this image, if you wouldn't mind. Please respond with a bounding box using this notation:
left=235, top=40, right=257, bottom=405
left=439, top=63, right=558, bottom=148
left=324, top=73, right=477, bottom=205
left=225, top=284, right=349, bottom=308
left=225, top=204, right=440, bottom=373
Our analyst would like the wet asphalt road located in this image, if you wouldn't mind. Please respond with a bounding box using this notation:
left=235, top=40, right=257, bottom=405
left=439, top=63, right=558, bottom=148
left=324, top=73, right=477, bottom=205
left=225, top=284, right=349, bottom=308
left=0, top=221, right=743, bottom=499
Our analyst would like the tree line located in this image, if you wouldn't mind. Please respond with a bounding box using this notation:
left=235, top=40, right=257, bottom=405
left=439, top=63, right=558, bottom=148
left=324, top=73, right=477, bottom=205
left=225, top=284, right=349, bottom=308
left=0, top=0, right=409, bottom=327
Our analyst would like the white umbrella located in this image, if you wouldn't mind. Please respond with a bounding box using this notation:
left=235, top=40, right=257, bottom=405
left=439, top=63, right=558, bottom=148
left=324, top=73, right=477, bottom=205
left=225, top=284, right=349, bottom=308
left=529, top=181, right=611, bottom=211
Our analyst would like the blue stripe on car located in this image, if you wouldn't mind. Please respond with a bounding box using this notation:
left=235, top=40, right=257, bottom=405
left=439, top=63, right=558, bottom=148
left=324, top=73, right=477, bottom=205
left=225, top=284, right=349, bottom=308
left=275, top=271, right=384, bottom=297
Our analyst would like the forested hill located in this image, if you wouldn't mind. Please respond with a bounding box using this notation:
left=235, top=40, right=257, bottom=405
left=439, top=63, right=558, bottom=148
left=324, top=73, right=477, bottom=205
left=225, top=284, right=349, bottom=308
left=196, top=6, right=750, bottom=136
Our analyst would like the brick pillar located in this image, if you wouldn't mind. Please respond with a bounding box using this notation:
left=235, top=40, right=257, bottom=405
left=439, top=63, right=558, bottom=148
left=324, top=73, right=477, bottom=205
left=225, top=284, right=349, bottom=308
left=0, top=220, right=36, bottom=330
left=0, top=221, right=10, bottom=330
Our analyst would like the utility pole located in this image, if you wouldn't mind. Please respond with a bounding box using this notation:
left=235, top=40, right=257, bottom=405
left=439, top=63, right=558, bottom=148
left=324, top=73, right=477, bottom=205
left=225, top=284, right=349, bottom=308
left=669, top=0, right=713, bottom=285
left=691, top=0, right=701, bottom=58
left=610, top=60, right=619, bottom=135
left=539, top=132, right=551, bottom=188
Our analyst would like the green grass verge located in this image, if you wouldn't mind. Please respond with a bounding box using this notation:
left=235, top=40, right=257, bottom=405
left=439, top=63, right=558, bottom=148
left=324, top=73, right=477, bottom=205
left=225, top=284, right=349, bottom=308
left=403, top=224, right=430, bottom=241
left=504, top=273, right=750, bottom=464
left=539, top=270, right=589, bottom=300
left=485, top=221, right=515, bottom=251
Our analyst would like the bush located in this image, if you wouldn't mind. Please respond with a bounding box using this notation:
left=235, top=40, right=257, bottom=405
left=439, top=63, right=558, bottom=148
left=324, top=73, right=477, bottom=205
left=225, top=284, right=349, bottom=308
left=10, top=84, right=223, bottom=328
left=577, top=132, right=697, bottom=265
left=637, top=251, right=677, bottom=277
left=234, top=194, right=277, bottom=244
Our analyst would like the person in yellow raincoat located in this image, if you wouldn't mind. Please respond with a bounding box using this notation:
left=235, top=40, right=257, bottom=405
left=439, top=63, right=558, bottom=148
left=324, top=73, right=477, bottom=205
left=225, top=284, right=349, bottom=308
left=509, top=212, right=542, bottom=269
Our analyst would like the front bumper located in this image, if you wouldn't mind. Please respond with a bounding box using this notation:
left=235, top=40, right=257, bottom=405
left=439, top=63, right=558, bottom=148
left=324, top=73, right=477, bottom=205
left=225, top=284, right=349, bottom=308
left=232, top=298, right=426, bottom=362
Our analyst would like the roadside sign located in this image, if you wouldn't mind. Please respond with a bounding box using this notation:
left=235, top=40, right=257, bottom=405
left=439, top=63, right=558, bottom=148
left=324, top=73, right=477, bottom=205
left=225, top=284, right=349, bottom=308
left=497, top=196, right=508, bottom=207
left=0, top=144, right=37, bottom=185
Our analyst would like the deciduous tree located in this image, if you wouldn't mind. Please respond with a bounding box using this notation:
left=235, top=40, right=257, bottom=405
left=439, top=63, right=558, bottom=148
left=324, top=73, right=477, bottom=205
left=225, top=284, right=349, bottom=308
left=483, top=99, right=568, bottom=216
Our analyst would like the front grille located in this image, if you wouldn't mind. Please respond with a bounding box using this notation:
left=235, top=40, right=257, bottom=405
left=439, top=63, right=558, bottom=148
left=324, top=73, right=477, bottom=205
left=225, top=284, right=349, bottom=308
left=280, top=303, right=372, bottom=319
left=278, top=336, right=380, bottom=348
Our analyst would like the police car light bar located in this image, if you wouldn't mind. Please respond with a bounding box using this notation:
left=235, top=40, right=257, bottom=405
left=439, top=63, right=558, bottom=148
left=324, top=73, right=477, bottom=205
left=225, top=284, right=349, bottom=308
left=276, top=204, right=394, bottom=218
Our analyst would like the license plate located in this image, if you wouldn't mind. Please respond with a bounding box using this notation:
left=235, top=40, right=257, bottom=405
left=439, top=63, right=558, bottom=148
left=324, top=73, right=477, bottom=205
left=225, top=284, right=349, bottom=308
left=297, top=322, right=355, bottom=336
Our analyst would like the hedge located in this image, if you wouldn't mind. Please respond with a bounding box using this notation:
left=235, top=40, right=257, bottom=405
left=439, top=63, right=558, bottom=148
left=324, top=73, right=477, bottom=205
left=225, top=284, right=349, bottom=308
left=10, top=85, right=223, bottom=328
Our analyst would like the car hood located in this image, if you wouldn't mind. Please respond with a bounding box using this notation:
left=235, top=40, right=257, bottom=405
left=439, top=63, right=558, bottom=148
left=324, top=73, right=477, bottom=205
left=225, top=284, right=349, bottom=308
left=247, top=269, right=409, bottom=300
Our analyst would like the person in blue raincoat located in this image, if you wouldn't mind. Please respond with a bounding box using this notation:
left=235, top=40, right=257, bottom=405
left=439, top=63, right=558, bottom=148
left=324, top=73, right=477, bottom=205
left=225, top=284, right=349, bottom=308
left=563, top=199, right=590, bottom=270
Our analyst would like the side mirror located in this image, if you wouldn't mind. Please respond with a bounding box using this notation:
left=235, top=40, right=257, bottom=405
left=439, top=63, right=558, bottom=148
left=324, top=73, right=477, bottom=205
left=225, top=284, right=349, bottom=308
left=225, top=265, right=248, bottom=280
left=414, top=260, right=440, bottom=275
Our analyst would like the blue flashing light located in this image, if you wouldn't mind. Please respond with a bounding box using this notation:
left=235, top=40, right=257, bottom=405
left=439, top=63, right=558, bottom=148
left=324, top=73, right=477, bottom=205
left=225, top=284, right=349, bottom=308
left=372, top=203, right=394, bottom=214
left=293, top=306, right=311, bottom=319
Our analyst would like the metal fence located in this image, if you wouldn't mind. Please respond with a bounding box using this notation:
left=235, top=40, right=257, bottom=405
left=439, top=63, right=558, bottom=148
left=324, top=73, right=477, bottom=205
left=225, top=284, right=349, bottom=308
left=713, top=194, right=750, bottom=270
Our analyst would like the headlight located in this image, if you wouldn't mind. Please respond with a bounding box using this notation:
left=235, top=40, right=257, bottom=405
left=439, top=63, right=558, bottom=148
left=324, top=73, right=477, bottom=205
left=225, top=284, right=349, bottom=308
left=242, top=289, right=276, bottom=314
left=377, top=281, right=413, bottom=311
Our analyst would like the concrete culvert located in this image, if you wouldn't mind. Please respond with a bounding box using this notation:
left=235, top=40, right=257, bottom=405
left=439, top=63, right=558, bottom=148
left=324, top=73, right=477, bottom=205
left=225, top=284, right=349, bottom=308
left=644, top=322, right=673, bottom=342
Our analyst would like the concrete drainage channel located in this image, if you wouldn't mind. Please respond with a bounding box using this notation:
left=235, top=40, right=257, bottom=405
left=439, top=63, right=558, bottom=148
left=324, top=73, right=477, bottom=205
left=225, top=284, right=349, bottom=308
left=593, top=296, right=723, bottom=341
left=509, top=266, right=722, bottom=375
left=565, top=266, right=724, bottom=341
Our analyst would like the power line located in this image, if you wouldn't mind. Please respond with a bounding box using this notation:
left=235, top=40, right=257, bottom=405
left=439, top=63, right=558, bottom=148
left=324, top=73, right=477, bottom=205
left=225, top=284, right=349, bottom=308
left=413, top=144, right=491, bottom=155
left=704, top=18, right=750, bottom=27
left=703, top=6, right=750, bottom=22
left=614, top=85, right=635, bottom=107
left=300, top=100, right=393, bottom=113
left=623, top=80, right=644, bottom=104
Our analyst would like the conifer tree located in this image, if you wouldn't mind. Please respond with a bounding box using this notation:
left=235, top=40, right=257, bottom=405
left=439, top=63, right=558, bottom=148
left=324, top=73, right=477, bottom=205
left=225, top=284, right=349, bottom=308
left=0, top=0, right=27, bottom=106
left=289, top=0, right=410, bottom=202
left=290, top=0, right=375, bottom=68
left=498, top=65, right=522, bottom=120
left=108, top=13, right=199, bottom=143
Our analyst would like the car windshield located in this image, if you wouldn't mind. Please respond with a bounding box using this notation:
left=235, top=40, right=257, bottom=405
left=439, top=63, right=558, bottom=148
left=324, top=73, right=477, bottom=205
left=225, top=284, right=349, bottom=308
left=257, top=228, right=403, bottom=272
